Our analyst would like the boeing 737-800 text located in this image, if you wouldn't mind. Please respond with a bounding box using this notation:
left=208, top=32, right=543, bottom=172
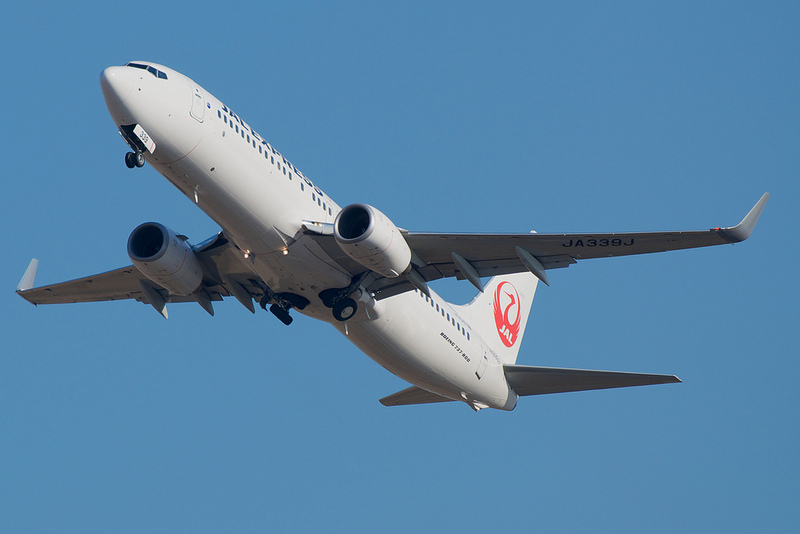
left=17, top=62, right=768, bottom=411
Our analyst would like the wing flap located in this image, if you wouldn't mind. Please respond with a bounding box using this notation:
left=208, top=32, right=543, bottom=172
left=503, top=365, right=681, bottom=396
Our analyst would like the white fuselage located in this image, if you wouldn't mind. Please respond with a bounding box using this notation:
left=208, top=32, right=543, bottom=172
left=100, top=63, right=517, bottom=411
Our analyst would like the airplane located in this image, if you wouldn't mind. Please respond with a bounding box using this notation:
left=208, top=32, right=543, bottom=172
left=16, top=61, right=769, bottom=411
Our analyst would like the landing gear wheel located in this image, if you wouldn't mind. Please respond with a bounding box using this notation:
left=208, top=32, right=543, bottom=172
left=125, top=151, right=146, bottom=168
left=332, top=298, right=357, bottom=322
left=269, top=303, right=293, bottom=325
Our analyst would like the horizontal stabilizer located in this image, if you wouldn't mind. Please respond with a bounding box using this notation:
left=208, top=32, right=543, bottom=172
left=504, top=365, right=680, bottom=396
left=380, top=386, right=454, bottom=407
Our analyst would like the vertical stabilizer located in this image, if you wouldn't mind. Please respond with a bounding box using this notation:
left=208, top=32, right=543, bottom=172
left=453, top=272, right=538, bottom=365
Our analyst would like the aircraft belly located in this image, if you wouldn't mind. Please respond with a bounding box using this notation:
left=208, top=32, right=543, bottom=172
left=340, top=291, right=516, bottom=409
left=148, top=129, right=356, bottom=321
left=156, top=140, right=298, bottom=254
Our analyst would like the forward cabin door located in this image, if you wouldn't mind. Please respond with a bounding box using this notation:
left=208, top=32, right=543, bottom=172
left=188, top=80, right=206, bottom=122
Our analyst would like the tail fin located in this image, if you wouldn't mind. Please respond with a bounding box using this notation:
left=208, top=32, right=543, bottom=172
left=453, top=272, right=538, bottom=365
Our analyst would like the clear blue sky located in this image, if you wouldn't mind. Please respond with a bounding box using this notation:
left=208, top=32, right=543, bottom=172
left=2, top=2, right=798, bottom=532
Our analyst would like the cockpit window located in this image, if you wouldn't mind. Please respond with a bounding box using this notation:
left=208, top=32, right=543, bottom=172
left=125, top=62, right=168, bottom=80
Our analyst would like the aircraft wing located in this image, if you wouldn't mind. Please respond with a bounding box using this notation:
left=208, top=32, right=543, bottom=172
left=16, top=233, right=263, bottom=316
left=353, top=193, right=769, bottom=298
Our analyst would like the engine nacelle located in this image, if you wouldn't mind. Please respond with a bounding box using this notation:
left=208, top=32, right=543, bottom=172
left=334, top=203, right=411, bottom=278
left=127, top=222, right=204, bottom=296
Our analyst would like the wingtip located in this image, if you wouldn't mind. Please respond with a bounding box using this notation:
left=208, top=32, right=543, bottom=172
left=16, top=258, right=39, bottom=293
left=717, top=192, right=769, bottom=243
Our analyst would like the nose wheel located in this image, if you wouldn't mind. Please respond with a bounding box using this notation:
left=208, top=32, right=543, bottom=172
left=125, top=151, right=146, bottom=168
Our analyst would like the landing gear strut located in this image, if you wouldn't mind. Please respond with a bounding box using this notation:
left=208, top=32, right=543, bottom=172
left=125, top=151, right=145, bottom=168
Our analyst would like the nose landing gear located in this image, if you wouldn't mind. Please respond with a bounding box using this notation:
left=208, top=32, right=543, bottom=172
left=125, top=151, right=146, bottom=168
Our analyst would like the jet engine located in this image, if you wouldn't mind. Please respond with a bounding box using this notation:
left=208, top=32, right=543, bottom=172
left=127, top=222, right=204, bottom=296
left=334, top=203, right=412, bottom=278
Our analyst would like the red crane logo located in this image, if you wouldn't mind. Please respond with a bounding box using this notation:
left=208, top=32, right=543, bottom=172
left=493, top=281, right=521, bottom=347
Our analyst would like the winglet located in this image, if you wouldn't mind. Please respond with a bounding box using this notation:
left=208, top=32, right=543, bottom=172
left=716, top=192, right=769, bottom=243
left=17, top=259, right=39, bottom=293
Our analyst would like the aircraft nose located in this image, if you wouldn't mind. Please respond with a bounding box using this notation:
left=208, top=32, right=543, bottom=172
left=100, top=66, right=134, bottom=105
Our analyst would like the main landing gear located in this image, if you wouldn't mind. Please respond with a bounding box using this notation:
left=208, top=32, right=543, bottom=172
left=258, top=287, right=310, bottom=326
left=319, top=272, right=368, bottom=322
left=256, top=274, right=367, bottom=325
left=332, top=298, right=357, bottom=322
left=125, top=151, right=146, bottom=169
